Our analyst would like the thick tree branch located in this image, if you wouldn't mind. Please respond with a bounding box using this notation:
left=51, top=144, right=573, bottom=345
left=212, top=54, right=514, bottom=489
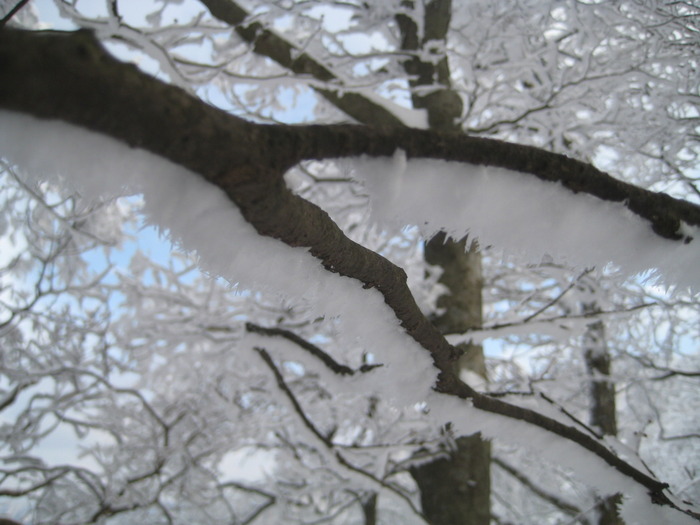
left=291, top=124, right=700, bottom=243
left=1, top=28, right=699, bottom=516
left=2, top=29, right=698, bottom=242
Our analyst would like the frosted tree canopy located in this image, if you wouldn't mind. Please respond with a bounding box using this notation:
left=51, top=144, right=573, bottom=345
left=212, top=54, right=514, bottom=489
left=0, top=2, right=699, bottom=524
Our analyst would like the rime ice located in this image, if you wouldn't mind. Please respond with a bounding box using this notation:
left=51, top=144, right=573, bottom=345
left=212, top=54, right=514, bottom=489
left=352, top=151, right=700, bottom=292
left=0, top=111, right=436, bottom=405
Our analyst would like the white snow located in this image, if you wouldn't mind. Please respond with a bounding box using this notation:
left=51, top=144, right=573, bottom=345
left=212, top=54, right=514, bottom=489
left=426, top=392, right=698, bottom=524
left=0, top=110, right=436, bottom=406
left=2, top=110, right=698, bottom=520
left=355, top=88, right=430, bottom=129
left=351, top=149, right=700, bottom=292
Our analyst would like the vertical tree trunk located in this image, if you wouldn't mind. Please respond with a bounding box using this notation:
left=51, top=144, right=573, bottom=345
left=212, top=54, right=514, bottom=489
left=410, top=433, right=491, bottom=525
left=361, top=492, right=377, bottom=525
left=395, top=2, right=491, bottom=523
left=584, top=318, right=617, bottom=437
left=583, top=303, right=624, bottom=525
left=410, top=236, right=491, bottom=525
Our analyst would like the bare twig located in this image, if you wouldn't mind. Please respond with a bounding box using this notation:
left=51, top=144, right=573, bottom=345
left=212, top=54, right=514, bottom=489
left=254, top=347, right=427, bottom=521
left=522, top=268, right=594, bottom=323
left=0, top=0, right=30, bottom=28
left=493, top=456, right=585, bottom=520
left=246, top=322, right=381, bottom=375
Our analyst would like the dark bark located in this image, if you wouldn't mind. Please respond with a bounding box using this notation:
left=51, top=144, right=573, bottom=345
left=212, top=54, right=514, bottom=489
left=199, top=0, right=406, bottom=129
left=583, top=303, right=624, bottom=524
left=584, top=319, right=617, bottom=437
left=597, top=494, right=625, bottom=525
left=410, top=434, right=490, bottom=525
left=1, top=28, right=698, bottom=518
left=396, top=4, right=488, bottom=520
left=396, top=0, right=463, bottom=130
left=361, top=492, right=377, bottom=525
left=425, top=233, right=483, bottom=335
left=292, top=125, right=700, bottom=243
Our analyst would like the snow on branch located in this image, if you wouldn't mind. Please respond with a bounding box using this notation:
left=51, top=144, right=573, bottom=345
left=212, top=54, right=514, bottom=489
left=2, top=28, right=699, bottom=518
left=1, top=28, right=697, bottom=262
left=199, top=0, right=411, bottom=129
left=348, top=151, right=700, bottom=289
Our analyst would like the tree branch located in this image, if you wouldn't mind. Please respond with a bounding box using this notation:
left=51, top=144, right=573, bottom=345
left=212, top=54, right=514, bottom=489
left=2, top=28, right=699, bottom=517
left=254, top=346, right=426, bottom=520
left=2, top=28, right=698, bottom=243
left=198, top=0, right=406, bottom=128
left=246, top=322, right=381, bottom=375
left=0, top=0, right=30, bottom=28
left=492, top=456, right=585, bottom=519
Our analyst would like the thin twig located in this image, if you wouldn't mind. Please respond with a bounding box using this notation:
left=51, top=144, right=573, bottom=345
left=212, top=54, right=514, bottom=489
left=493, top=456, right=585, bottom=519
left=522, top=267, right=594, bottom=323
left=247, top=323, right=382, bottom=375
left=0, top=0, right=30, bottom=28
left=254, top=347, right=427, bottom=521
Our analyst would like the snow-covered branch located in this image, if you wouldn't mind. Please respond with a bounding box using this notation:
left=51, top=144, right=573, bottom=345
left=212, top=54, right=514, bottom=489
left=198, top=0, right=408, bottom=128
left=2, top=28, right=698, bottom=246
left=2, top=27, right=699, bottom=518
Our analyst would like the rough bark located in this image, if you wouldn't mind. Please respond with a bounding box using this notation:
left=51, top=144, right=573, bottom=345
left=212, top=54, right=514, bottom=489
left=1, top=28, right=697, bottom=517
left=425, top=233, right=483, bottom=335
left=415, top=234, right=491, bottom=525
left=583, top=303, right=624, bottom=525
left=361, top=492, right=377, bottom=525
left=396, top=0, right=463, bottom=131
left=394, top=3, right=490, bottom=521
left=597, top=495, right=625, bottom=525
left=2, top=29, right=698, bottom=242
left=584, top=319, right=617, bottom=437
left=410, top=434, right=490, bottom=525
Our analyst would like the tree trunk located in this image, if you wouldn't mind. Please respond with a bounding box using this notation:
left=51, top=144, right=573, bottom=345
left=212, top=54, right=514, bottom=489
left=583, top=303, right=624, bottom=525
left=395, top=2, right=491, bottom=523
left=584, top=315, right=617, bottom=437
left=410, top=433, right=491, bottom=525
left=361, top=492, right=377, bottom=525
left=411, top=236, right=491, bottom=525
